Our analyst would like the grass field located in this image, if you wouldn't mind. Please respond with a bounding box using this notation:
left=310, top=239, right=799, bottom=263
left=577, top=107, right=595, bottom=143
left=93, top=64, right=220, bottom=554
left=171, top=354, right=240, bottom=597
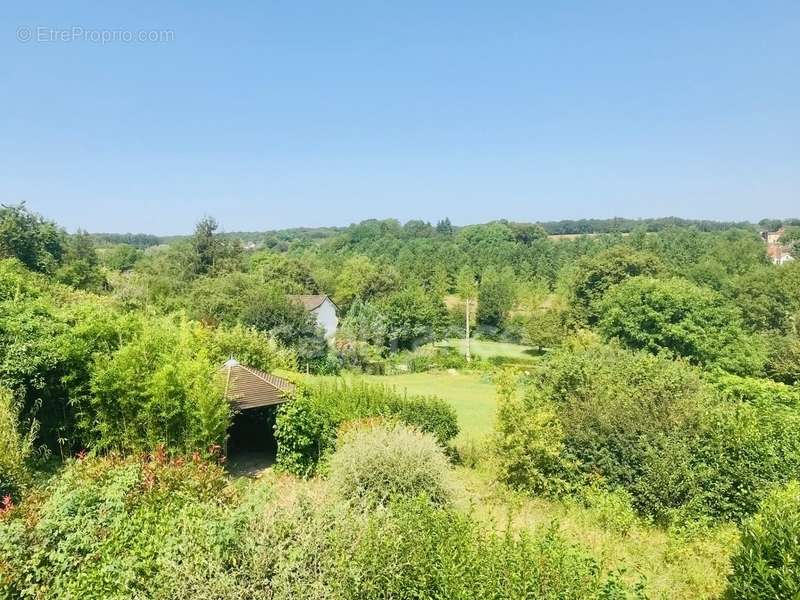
left=339, top=371, right=499, bottom=441
left=434, top=338, right=538, bottom=360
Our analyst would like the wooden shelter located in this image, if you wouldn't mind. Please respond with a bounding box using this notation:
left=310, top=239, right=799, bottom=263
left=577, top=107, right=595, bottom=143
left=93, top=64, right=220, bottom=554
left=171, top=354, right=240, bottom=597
left=220, top=358, right=295, bottom=410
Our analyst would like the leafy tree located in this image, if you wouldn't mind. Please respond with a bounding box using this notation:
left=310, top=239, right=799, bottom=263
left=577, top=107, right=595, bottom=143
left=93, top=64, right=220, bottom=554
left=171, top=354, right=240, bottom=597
left=511, top=222, right=548, bottom=246
left=0, top=203, right=65, bottom=272
left=249, top=251, right=318, bottom=294
left=55, top=230, right=106, bottom=291
left=334, top=255, right=399, bottom=311
left=765, top=335, right=800, bottom=385
left=189, top=216, right=243, bottom=276
left=730, top=268, right=796, bottom=333
left=522, top=308, right=565, bottom=351
left=435, top=217, right=454, bottom=235
left=568, top=246, right=663, bottom=325
left=101, top=244, right=142, bottom=272
left=241, top=286, right=327, bottom=367
left=477, top=266, right=516, bottom=328
left=338, top=298, right=388, bottom=347
left=380, top=286, right=447, bottom=350
left=598, top=277, right=766, bottom=375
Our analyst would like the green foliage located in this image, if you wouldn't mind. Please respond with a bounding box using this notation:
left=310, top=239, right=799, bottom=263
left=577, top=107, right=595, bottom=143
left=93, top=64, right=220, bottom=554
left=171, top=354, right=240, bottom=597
left=209, top=323, right=297, bottom=373
left=0, top=268, right=133, bottom=451
left=568, top=246, right=663, bottom=325
left=0, top=455, right=234, bottom=599
left=521, top=306, right=566, bottom=350
left=725, top=481, right=800, bottom=599
left=493, top=382, right=577, bottom=496
left=241, top=285, right=328, bottom=366
left=250, top=251, right=319, bottom=293
left=494, top=342, right=800, bottom=523
left=2, top=462, right=639, bottom=600
left=274, top=380, right=459, bottom=476
left=100, top=243, right=142, bottom=272
left=765, top=335, right=800, bottom=385
left=598, top=277, right=766, bottom=375
left=477, top=266, right=517, bottom=327
left=0, top=388, right=35, bottom=502
left=709, top=371, right=800, bottom=406
left=190, top=216, right=243, bottom=276
left=329, top=422, right=456, bottom=507
left=337, top=298, right=388, bottom=348
left=379, top=286, right=447, bottom=350
left=334, top=255, right=399, bottom=311
left=580, top=482, right=638, bottom=536
left=694, top=401, right=800, bottom=521
left=0, top=203, right=65, bottom=273
left=88, top=316, right=230, bottom=454
left=54, top=230, right=106, bottom=292
left=174, top=495, right=638, bottom=599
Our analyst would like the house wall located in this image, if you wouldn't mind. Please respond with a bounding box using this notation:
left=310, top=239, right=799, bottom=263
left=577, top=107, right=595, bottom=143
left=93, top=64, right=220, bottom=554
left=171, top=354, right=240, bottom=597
left=312, top=298, right=339, bottom=339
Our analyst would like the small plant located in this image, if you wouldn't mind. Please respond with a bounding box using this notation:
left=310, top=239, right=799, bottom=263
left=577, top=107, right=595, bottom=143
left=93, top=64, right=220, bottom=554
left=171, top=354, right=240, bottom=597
left=580, top=481, right=638, bottom=536
left=725, top=481, right=800, bottom=599
left=328, top=422, right=456, bottom=507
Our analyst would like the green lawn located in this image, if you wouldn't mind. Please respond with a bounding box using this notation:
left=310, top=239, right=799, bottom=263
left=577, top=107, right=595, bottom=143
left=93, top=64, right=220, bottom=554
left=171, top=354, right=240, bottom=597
left=434, top=338, right=538, bottom=360
left=360, top=371, right=497, bottom=441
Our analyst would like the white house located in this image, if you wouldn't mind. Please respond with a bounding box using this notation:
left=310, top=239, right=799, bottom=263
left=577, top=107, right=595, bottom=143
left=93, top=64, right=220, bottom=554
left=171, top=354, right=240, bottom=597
left=289, top=294, right=339, bottom=339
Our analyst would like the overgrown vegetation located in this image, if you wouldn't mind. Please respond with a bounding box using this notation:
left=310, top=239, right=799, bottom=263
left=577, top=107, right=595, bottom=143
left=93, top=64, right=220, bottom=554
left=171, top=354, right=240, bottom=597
left=274, top=380, right=459, bottom=476
left=3, top=204, right=800, bottom=597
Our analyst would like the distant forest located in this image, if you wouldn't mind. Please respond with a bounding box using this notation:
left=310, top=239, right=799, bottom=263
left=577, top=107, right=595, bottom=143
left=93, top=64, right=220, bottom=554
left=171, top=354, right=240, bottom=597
left=89, top=216, right=799, bottom=247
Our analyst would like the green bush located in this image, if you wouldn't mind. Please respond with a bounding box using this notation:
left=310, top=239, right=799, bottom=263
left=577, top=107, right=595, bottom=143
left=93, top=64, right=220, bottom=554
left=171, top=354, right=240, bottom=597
left=493, top=385, right=577, bottom=496
left=0, top=455, right=236, bottom=600
left=580, top=482, right=638, bottom=536
left=168, top=496, right=639, bottom=599
left=694, top=401, right=800, bottom=521
left=708, top=371, right=800, bottom=406
left=2, top=456, right=640, bottom=600
left=275, top=380, right=459, bottom=476
left=725, top=481, right=800, bottom=599
left=329, top=422, right=455, bottom=507
left=493, top=341, right=800, bottom=524
left=0, top=388, right=35, bottom=502
left=88, top=316, right=230, bottom=454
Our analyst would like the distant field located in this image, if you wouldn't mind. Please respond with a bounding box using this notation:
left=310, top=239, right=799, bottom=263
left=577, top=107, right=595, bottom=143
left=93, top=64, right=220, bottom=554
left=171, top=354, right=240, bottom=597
left=434, top=338, right=537, bottom=360
left=352, top=371, right=498, bottom=441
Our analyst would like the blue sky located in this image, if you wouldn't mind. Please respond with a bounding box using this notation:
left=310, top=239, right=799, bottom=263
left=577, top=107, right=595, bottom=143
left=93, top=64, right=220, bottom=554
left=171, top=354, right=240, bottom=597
left=2, top=2, right=798, bottom=234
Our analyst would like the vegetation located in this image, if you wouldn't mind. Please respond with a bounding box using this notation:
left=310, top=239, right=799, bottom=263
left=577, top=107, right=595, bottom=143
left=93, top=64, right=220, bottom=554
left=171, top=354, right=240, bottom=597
left=3, top=203, right=800, bottom=597
left=274, top=380, right=459, bottom=476
left=724, top=481, right=800, bottom=599
left=328, top=421, right=456, bottom=507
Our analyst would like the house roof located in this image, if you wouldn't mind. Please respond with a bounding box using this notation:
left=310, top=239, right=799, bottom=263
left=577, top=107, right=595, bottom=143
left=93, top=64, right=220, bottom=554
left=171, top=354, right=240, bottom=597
left=288, top=294, right=337, bottom=311
left=220, top=358, right=295, bottom=410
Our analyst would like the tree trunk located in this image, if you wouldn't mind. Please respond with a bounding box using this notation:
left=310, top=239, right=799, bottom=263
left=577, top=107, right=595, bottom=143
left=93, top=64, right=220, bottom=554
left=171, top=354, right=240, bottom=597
left=465, top=298, right=471, bottom=362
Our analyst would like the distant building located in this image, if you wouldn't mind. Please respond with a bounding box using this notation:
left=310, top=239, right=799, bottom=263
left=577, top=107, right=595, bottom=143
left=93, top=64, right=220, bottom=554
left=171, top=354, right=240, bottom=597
left=761, top=227, right=795, bottom=265
left=288, top=294, right=339, bottom=339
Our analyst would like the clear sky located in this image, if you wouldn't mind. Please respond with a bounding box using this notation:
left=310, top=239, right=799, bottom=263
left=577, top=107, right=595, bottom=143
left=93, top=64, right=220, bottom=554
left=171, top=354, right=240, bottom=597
left=2, top=1, right=798, bottom=234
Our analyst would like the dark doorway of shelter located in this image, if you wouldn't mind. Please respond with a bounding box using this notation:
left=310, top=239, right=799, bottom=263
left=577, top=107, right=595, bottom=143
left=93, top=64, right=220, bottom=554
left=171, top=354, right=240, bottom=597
left=226, top=406, right=278, bottom=475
